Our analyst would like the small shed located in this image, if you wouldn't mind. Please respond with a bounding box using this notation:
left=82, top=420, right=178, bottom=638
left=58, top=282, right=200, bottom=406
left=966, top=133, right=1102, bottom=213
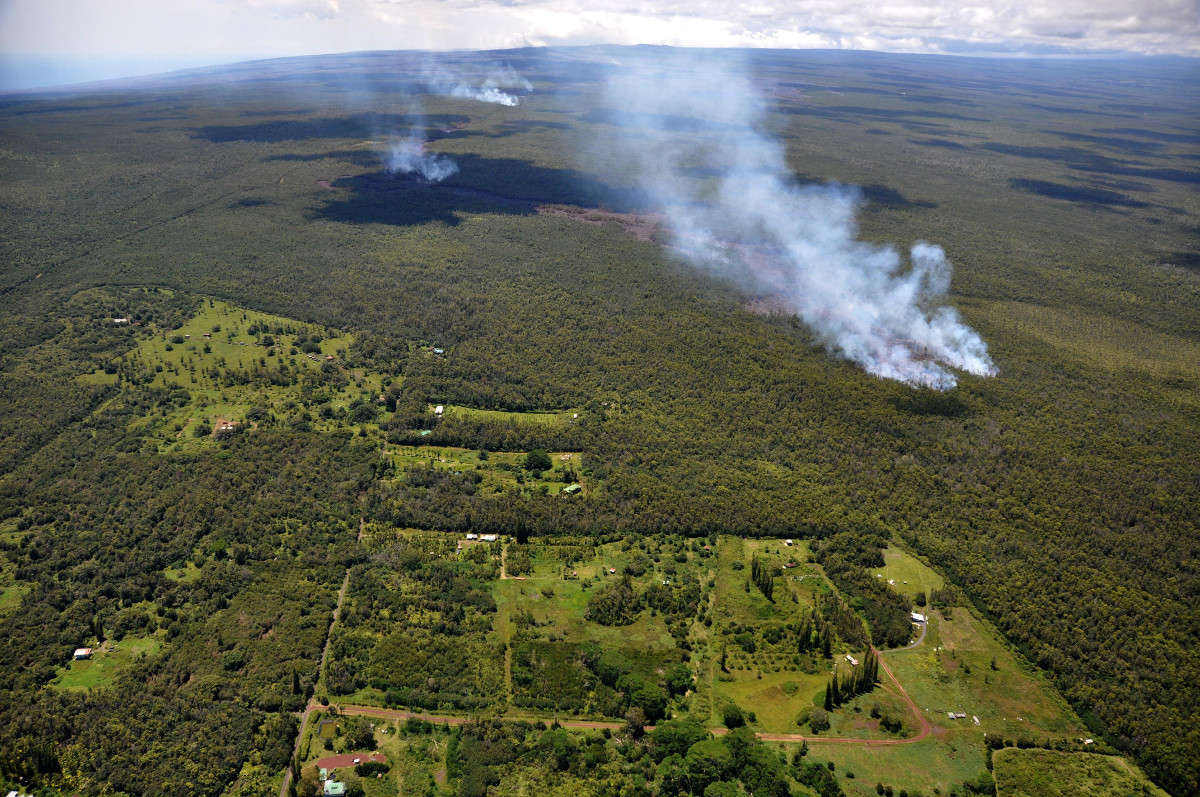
left=911, top=612, right=927, bottom=624
left=434, top=405, right=444, bottom=416
left=562, top=483, right=581, bottom=495
left=73, top=647, right=93, bottom=660
left=323, top=781, right=346, bottom=797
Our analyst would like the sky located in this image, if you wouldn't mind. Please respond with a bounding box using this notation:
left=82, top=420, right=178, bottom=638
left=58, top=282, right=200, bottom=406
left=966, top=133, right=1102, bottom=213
left=1, top=0, right=1197, bottom=89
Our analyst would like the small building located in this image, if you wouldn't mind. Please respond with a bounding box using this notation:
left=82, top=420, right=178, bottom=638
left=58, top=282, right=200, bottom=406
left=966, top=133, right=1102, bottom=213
left=112, top=317, right=130, bottom=324
left=466, top=533, right=478, bottom=540
left=609, top=568, right=616, bottom=574
left=480, top=534, right=498, bottom=542
left=947, top=712, right=967, bottom=720
left=73, top=647, right=93, bottom=660
left=973, top=716, right=980, bottom=725
left=784, top=539, right=793, bottom=546
left=1083, top=738, right=1094, bottom=745
left=434, top=405, right=444, bottom=416
left=432, top=348, right=445, bottom=355
left=911, top=612, right=927, bottom=624
left=845, top=654, right=859, bottom=666
left=323, top=780, right=346, bottom=797
left=562, top=483, right=581, bottom=495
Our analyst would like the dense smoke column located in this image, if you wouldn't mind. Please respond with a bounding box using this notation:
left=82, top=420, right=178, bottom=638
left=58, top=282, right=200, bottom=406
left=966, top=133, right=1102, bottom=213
left=597, top=52, right=996, bottom=390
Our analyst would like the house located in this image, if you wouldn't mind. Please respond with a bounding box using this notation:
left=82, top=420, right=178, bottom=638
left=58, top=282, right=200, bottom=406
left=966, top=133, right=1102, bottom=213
left=911, top=612, right=927, bottom=624
left=323, top=780, right=346, bottom=797
left=784, top=539, right=793, bottom=546
left=845, top=654, right=859, bottom=666
left=434, top=405, right=444, bottom=416
left=112, top=317, right=130, bottom=324
left=480, top=534, right=498, bottom=542
left=432, top=348, right=445, bottom=355
left=73, top=647, right=93, bottom=660
left=562, top=483, right=581, bottom=495
left=466, top=533, right=478, bottom=540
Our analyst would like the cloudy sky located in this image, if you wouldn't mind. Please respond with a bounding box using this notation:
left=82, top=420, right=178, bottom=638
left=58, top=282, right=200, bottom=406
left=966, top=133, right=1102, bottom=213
left=1, top=0, right=1197, bottom=89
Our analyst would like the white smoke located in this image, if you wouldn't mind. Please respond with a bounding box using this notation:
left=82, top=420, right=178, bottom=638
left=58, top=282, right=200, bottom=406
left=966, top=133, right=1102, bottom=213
left=599, top=54, right=996, bottom=390
left=425, top=65, right=532, bottom=106
left=383, top=135, right=458, bottom=182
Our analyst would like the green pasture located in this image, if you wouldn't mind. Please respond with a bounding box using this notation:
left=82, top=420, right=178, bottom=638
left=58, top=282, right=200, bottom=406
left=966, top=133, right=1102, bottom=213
left=992, top=748, right=1169, bottom=797
left=713, top=536, right=825, bottom=627
left=715, top=669, right=829, bottom=733
left=791, top=737, right=988, bottom=797
left=444, top=404, right=574, bottom=425
left=885, top=609, right=1084, bottom=743
left=54, top=635, right=163, bottom=691
left=386, top=445, right=581, bottom=495
left=869, top=544, right=945, bottom=601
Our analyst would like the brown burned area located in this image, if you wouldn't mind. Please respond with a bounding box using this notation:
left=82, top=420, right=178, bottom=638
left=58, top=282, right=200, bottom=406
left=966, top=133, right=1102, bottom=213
left=538, top=206, right=664, bottom=242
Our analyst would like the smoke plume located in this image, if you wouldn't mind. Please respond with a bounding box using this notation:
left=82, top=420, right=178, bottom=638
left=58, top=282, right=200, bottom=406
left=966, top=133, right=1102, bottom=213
left=425, top=65, right=532, bottom=106
left=383, top=135, right=458, bottom=181
left=598, top=54, right=996, bottom=390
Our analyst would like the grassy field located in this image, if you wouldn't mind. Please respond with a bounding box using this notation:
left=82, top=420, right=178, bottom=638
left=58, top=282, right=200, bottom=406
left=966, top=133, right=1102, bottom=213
left=445, top=405, right=574, bottom=425
left=884, top=609, right=1085, bottom=744
left=992, top=748, right=1169, bottom=797
left=790, top=737, right=989, bottom=797
left=53, top=635, right=163, bottom=691
left=869, top=544, right=945, bottom=602
left=386, top=445, right=581, bottom=495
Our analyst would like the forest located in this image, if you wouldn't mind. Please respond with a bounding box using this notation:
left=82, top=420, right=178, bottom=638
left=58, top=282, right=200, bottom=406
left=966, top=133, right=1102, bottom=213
left=0, top=46, right=1197, bottom=796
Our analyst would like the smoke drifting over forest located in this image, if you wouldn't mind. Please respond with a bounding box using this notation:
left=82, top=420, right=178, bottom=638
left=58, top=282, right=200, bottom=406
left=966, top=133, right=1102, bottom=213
left=383, top=136, right=459, bottom=181
left=424, top=64, right=532, bottom=106
left=378, top=65, right=532, bottom=180
left=596, top=54, right=997, bottom=390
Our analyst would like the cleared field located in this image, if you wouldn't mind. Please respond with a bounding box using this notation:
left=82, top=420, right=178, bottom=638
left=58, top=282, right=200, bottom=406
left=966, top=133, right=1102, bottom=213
left=885, top=609, right=1085, bottom=744
left=869, top=544, right=945, bottom=601
left=54, top=636, right=163, bottom=691
left=788, top=737, right=988, bottom=797
left=445, top=405, right=575, bottom=425
left=992, top=748, right=1169, bottom=797
left=387, top=445, right=581, bottom=495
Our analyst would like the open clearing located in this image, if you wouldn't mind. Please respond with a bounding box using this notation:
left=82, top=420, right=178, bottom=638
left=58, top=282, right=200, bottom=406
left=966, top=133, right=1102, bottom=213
left=992, top=748, right=1168, bottom=797
left=869, top=544, right=945, bottom=601
left=884, top=608, right=1085, bottom=744
left=54, top=635, right=163, bottom=691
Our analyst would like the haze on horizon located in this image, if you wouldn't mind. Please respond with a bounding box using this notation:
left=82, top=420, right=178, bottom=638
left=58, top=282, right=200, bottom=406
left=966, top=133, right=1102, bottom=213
left=1, top=0, right=1197, bottom=91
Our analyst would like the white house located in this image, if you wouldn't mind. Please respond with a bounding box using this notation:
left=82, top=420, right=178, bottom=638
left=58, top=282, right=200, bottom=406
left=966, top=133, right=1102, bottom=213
left=73, top=647, right=93, bottom=659
left=434, top=405, right=444, bottom=416
left=911, top=612, right=927, bottom=624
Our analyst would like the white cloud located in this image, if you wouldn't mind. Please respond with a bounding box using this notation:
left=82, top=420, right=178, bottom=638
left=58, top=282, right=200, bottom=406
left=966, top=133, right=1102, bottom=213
left=0, top=0, right=1196, bottom=89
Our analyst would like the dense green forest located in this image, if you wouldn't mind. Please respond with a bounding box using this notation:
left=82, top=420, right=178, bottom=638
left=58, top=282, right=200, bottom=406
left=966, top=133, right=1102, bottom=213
left=0, top=47, right=1197, bottom=795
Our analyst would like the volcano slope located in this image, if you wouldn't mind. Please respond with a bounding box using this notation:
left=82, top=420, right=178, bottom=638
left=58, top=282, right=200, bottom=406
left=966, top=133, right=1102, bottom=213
left=0, top=47, right=1196, bottom=795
